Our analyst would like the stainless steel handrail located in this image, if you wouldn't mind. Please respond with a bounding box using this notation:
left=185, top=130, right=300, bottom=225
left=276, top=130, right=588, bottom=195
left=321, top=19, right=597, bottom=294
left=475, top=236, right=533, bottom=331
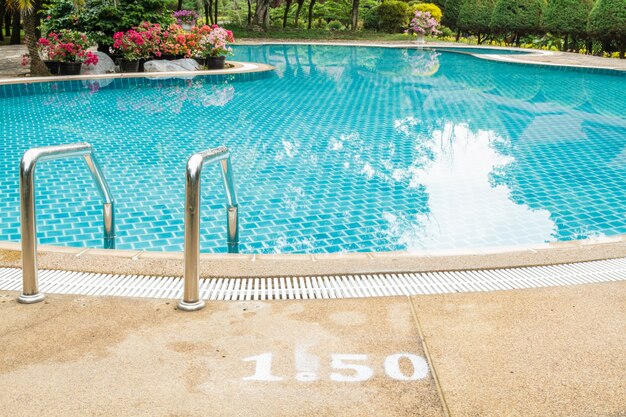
left=178, top=146, right=239, bottom=312
left=18, top=143, right=115, bottom=304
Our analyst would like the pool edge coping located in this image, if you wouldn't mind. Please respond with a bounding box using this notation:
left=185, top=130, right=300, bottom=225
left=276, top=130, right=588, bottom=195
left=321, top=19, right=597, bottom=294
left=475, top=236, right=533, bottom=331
left=0, top=60, right=276, bottom=86
left=1, top=234, right=625, bottom=278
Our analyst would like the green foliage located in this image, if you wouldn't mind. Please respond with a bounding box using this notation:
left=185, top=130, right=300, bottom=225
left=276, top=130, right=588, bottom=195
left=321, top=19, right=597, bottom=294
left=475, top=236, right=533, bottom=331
left=41, top=0, right=173, bottom=47
left=40, top=0, right=81, bottom=35
left=409, top=3, right=442, bottom=22
left=438, top=0, right=462, bottom=28
left=544, top=0, right=592, bottom=36
left=374, top=0, right=409, bottom=33
left=362, top=5, right=380, bottom=30
left=587, top=0, right=626, bottom=39
left=328, top=19, right=346, bottom=30
left=490, top=0, right=546, bottom=34
left=458, top=0, right=496, bottom=33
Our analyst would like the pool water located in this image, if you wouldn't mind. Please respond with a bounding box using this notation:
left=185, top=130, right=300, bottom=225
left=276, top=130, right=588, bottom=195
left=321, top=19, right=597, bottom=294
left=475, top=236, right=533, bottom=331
left=0, top=45, right=625, bottom=254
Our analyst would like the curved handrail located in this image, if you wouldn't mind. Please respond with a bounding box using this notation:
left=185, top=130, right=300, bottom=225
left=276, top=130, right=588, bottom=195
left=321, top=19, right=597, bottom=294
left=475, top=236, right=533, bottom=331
left=18, top=143, right=115, bottom=304
left=178, top=146, right=239, bottom=312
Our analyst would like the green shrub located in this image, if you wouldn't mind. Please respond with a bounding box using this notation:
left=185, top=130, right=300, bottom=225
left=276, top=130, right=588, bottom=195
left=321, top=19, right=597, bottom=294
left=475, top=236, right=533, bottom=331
left=327, top=20, right=346, bottom=30
left=458, top=0, right=496, bottom=34
left=490, top=0, right=546, bottom=35
left=363, top=6, right=380, bottom=30
left=587, top=0, right=626, bottom=40
left=409, top=3, right=443, bottom=22
left=40, top=0, right=81, bottom=35
left=439, top=0, right=462, bottom=29
left=376, top=0, right=409, bottom=33
left=544, top=0, right=592, bottom=36
left=79, top=0, right=173, bottom=47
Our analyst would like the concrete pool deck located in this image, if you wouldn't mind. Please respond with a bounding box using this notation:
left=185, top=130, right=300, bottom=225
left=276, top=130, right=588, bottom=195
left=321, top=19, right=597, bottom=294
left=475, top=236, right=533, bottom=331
left=2, top=280, right=625, bottom=416
left=1, top=41, right=625, bottom=415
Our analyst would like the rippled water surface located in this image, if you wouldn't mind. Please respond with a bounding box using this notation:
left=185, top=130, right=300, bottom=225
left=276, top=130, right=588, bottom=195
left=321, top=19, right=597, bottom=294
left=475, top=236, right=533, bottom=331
left=1, top=45, right=625, bottom=253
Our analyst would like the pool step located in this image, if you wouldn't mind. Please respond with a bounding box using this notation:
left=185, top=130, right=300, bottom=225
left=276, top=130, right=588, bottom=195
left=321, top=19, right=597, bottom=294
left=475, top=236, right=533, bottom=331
left=1, top=257, right=625, bottom=301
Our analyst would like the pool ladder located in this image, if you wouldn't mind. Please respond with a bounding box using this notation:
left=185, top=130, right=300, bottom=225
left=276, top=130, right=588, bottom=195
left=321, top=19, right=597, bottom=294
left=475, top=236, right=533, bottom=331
left=17, top=143, right=238, bottom=312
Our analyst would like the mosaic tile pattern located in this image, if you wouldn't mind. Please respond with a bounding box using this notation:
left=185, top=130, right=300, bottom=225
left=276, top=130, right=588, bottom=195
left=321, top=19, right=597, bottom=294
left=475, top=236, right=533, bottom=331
left=0, top=45, right=625, bottom=254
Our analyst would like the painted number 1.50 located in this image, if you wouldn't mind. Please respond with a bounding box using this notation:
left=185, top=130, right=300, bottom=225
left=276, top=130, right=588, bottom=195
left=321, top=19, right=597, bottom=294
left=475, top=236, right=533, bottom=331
left=242, top=352, right=429, bottom=382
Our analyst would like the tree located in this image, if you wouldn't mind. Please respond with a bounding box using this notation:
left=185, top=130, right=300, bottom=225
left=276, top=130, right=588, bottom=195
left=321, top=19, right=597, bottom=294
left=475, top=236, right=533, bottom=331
left=587, top=0, right=626, bottom=58
left=307, top=0, right=316, bottom=29
left=438, top=0, right=462, bottom=29
left=375, top=0, right=408, bottom=33
left=457, top=0, right=496, bottom=43
left=544, top=0, right=592, bottom=50
left=283, top=0, right=292, bottom=27
left=294, top=0, right=305, bottom=26
left=490, top=0, right=546, bottom=44
left=4, top=0, right=48, bottom=75
left=351, top=0, right=359, bottom=29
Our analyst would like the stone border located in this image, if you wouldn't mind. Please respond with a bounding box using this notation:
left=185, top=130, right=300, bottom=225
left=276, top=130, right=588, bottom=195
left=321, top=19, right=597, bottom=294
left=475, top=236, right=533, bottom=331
left=0, top=61, right=275, bottom=86
left=1, top=234, right=625, bottom=278
left=1, top=43, right=624, bottom=278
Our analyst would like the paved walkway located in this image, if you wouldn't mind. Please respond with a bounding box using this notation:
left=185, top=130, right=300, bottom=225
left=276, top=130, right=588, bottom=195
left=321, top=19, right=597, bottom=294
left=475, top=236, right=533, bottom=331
left=0, top=44, right=28, bottom=78
left=1, top=280, right=625, bottom=416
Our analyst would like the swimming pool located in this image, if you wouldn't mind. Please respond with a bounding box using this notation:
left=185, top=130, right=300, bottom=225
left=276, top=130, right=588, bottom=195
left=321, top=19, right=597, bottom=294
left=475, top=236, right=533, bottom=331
left=0, top=45, right=625, bottom=254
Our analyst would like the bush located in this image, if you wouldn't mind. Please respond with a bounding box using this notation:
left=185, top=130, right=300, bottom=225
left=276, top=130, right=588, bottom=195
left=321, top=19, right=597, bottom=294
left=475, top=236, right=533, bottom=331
left=79, top=0, right=173, bottom=47
left=363, top=6, right=380, bottom=30
left=409, top=3, right=443, bottom=22
left=490, top=0, right=546, bottom=35
left=439, top=0, right=462, bottom=29
left=327, top=20, right=346, bottom=31
left=544, top=0, right=593, bottom=37
left=587, top=0, right=626, bottom=40
left=458, top=0, right=496, bottom=34
left=376, top=0, right=409, bottom=33
left=40, top=0, right=81, bottom=35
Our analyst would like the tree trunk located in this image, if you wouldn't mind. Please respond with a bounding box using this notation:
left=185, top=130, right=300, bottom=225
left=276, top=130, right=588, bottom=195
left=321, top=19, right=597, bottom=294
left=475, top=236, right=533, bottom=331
left=294, top=0, right=304, bottom=27
left=177, top=0, right=183, bottom=10
left=253, top=0, right=270, bottom=28
left=23, top=11, right=49, bottom=76
left=204, top=0, right=210, bottom=24
left=307, top=0, right=316, bottom=29
left=351, top=0, right=359, bottom=30
left=455, top=28, right=460, bottom=42
left=515, top=33, right=521, bottom=47
left=619, top=36, right=624, bottom=59
left=247, top=0, right=252, bottom=25
left=215, top=0, right=219, bottom=24
left=0, top=2, right=4, bottom=42
left=10, top=9, right=20, bottom=44
left=563, top=34, right=568, bottom=52
left=283, top=0, right=292, bottom=28
left=4, top=10, right=11, bottom=37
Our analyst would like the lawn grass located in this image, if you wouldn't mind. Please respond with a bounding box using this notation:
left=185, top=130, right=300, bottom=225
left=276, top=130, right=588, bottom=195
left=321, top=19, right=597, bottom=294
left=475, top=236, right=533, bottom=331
left=230, top=26, right=416, bottom=42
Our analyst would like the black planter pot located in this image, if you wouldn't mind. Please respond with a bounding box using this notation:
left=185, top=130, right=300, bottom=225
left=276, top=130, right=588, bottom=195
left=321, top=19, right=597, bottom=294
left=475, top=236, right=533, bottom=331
left=206, top=56, right=226, bottom=70
left=119, top=59, right=140, bottom=73
left=138, top=58, right=147, bottom=73
left=44, top=60, right=60, bottom=75
left=160, top=54, right=176, bottom=61
left=193, top=56, right=205, bottom=66
left=59, top=61, right=82, bottom=76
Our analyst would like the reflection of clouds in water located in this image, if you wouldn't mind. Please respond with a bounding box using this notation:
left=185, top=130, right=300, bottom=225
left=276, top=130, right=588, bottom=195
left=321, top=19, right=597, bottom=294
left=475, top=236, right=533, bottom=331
left=382, top=123, right=555, bottom=251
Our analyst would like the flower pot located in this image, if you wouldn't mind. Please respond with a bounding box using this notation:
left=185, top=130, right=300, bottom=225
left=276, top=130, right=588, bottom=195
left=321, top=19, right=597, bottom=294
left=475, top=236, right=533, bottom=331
left=415, top=34, right=425, bottom=45
left=193, top=56, right=205, bottom=67
left=119, top=59, right=140, bottom=73
left=138, top=58, right=147, bottom=73
left=44, top=60, right=60, bottom=75
left=181, top=23, right=193, bottom=31
left=59, top=61, right=82, bottom=76
left=206, top=56, right=226, bottom=70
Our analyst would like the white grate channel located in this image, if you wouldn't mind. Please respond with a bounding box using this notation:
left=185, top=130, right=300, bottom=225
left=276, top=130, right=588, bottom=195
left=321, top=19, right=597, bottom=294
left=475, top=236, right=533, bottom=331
left=1, top=257, right=625, bottom=301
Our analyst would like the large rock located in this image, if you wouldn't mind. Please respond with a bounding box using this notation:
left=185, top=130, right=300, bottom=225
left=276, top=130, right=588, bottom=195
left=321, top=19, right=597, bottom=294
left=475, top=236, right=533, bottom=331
left=171, top=58, right=202, bottom=71
left=81, top=51, right=115, bottom=90
left=144, top=59, right=201, bottom=72
left=81, top=51, right=115, bottom=75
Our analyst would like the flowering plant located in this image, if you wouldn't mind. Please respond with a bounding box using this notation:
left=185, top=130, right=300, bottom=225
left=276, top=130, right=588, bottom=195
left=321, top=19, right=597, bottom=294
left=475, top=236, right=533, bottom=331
left=112, top=29, right=150, bottom=60
left=199, top=25, right=234, bottom=57
left=407, top=11, right=441, bottom=36
left=38, top=30, right=99, bottom=65
left=173, top=10, right=199, bottom=26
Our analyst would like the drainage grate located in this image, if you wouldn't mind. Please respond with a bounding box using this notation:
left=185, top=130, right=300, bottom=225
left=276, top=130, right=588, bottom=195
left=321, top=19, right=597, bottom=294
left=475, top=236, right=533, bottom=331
left=1, top=257, right=625, bottom=301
